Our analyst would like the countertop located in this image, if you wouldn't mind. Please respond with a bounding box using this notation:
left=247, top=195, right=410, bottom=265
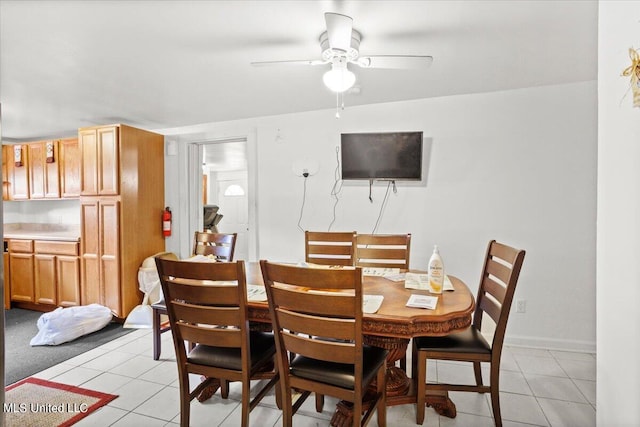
left=3, top=223, right=80, bottom=242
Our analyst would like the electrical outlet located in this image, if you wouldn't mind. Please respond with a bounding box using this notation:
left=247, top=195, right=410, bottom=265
left=516, top=299, right=526, bottom=313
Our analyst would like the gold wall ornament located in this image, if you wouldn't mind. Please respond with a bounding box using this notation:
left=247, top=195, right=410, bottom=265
left=622, top=47, right=640, bottom=107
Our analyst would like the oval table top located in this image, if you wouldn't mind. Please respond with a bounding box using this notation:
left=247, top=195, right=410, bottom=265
left=244, top=261, right=475, bottom=339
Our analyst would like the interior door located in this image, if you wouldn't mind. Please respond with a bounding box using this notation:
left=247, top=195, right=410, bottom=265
left=216, top=177, right=249, bottom=261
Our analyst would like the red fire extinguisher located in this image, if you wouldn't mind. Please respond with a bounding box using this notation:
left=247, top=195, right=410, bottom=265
left=162, top=207, right=172, bottom=237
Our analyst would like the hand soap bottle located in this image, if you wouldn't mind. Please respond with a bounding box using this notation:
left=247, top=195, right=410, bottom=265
left=428, top=245, right=444, bottom=294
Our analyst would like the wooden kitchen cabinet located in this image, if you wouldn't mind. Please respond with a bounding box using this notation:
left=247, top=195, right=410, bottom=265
left=8, top=240, right=35, bottom=302
left=4, top=246, right=11, bottom=309
left=80, top=197, right=120, bottom=311
left=6, top=144, right=30, bottom=200
left=79, top=124, right=164, bottom=318
left=79, top=126, right=119, bottom=196
left=34, top=240, right=80, bottom=307
left=2, top=145, right=9, bottom=201
left=4, top=138, right=78, bottom=201
left=59, top=137, right=80, bottom=198
left=29, top=140, right=60, bottom=199
left=34, top=254, right=56, bottom=305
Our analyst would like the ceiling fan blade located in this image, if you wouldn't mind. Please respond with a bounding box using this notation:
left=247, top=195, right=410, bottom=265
left=324, top=12, right=353, bottom=52
left=250, top=59, right=327, bottom=67
left=356, top=55, right=434, bottom=69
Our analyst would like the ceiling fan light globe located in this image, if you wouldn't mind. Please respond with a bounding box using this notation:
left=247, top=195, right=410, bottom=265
left=323, top=67, right=356, bottom=93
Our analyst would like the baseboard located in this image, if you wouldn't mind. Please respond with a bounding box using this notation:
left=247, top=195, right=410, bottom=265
left=503, top=335, right=596, bottom=354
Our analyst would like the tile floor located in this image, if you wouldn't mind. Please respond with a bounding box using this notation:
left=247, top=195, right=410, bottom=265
left=30, top=328, right=596, bottom=426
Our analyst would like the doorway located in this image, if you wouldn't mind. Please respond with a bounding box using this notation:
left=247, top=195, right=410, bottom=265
left=188, top=138, right=253, bottom=261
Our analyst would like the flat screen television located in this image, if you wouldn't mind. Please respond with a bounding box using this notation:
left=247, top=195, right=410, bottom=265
left=341, top=132, right=423, bottom=181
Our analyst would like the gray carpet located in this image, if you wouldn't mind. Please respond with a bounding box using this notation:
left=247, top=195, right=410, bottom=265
left=4, top=308, right=135, bottom=386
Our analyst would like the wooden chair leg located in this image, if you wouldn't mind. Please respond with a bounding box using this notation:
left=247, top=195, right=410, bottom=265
left=152, top=308, right=161, bottom=360
left=416, top=350, right=426, bottom=425
left=315, top=393, right=324, bottom=412
left=377, top=363, right=387, bottom=427
left=473, top=361, right=483, bottom=387
left=221, top=379, right=229, bottom=399
left=490, top=365, right=502, bottom=427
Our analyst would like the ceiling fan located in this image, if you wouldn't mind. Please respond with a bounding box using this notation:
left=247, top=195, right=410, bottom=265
left=251, top=12, right=434, bottom=94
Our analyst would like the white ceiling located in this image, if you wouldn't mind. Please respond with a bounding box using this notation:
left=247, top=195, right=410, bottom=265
left=0, top=0, right=597, bottom=142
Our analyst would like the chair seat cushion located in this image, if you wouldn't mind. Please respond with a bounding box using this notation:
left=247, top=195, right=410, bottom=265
left=151, top=301, right=166, bottom=312
left=187, top=331, right=275, bottom=371
left=414, top=327, right=491, bottom=354
left=289, top=345, right=388, bottom=390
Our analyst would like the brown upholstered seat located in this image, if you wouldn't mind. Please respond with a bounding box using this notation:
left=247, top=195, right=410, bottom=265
left=155, top=258, right=276, bottom=427
left=261, top=260, right=387, bottom=427
left=412, top=240, right=526, bottom=426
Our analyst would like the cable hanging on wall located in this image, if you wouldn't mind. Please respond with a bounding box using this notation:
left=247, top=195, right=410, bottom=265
left=297, top=174, right=309, bottom=232
left=328, top=146, right=343, bottom=231
left=371, top=180, right=394, bottom=234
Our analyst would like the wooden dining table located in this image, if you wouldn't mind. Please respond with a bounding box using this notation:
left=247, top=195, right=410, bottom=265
left=242, top=262, right=475, bottom=426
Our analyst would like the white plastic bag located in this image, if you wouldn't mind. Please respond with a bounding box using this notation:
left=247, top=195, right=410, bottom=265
left=30, top=304, right=113, bottom=346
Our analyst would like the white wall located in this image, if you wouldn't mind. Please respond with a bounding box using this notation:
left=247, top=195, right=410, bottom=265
left=163, top=81, right=597, bottom=352
left=3, top=199, right=80, bottom=224
left=597, top=2, right=640, bottom=425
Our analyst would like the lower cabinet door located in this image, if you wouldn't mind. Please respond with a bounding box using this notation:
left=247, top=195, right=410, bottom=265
left=57, top=255, right=80, bottom=307
left=34, top=254, right=57, bottom=305
left=10, top=253, right=34, bottom=302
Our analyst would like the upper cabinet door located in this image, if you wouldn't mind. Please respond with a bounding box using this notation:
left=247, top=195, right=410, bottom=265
left=28, top=142, right=46, bottom=199
left=80, top=129, right=98, bottom=196
left=59, top=138, right=80, bottom=198
left=79, top=126, right=120, bottom=196
left=97, top=126, right=119, bottom=196
left=27, top=141, right=60, bottom=199
left=7, top=144, right=30, bottom=200
left=44, top=140, right=61, bottom=198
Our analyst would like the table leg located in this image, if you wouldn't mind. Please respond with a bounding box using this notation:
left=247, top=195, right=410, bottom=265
left=329, top=336, right=457, bottom=426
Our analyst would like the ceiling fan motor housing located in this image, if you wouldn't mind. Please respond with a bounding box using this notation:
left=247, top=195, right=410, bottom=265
left=320, top=29, right=361, bottom=62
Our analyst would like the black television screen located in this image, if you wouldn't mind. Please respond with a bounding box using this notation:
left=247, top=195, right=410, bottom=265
left=341, top=132, right=423, bottom=180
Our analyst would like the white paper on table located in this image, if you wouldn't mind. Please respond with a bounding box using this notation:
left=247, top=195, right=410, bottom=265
left=363, top=295, right=384, bottom=314
left=404, top=274, right=455, bottom=291
left=247, top=284, right=267, bottom=302
left=406, top=294, right=438, bottom=310
left=362, top=267, right=400, bottom=277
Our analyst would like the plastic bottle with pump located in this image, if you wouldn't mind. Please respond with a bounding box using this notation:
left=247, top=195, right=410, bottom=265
left=428, top=245, right=444, bottom=294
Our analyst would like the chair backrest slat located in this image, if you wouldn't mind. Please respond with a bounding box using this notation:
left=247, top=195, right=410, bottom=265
left=172, top=301, right=241, bottom=326
left=277, top=308, right=356, bottom=340
left=486, top=258, right=512, bottom=285
left=261, top=260, right=363, bottom=370
left=271, top=286, right=356, bottom=318
left=482, top=276, right=507, bottom=303
left=282, top=333, right=356, bottom=364
left=473, top=240, right=526, bottom=348
left=305, top=231, right=357, bottom=266
left=179, top=323, right=242, bottom=348
left=355, top=233, right=411, bottom=269
left=192, top=232, right=237, bottom=261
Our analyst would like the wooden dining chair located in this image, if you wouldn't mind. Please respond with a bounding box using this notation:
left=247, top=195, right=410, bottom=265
left=192, top=231, right=237, bottom=261
left=412, top=240, right=526, bottom=426
left=355, top=233, right=412, bottom=370
left=260, top=260, right=388, bottom=427
left=304, top=230, right=357, bottom=266
left=155, top=257, right=277, bottom=427
left=151, top=232, right=237, bottom=360
left=355, top=233, right=412, bottom=269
